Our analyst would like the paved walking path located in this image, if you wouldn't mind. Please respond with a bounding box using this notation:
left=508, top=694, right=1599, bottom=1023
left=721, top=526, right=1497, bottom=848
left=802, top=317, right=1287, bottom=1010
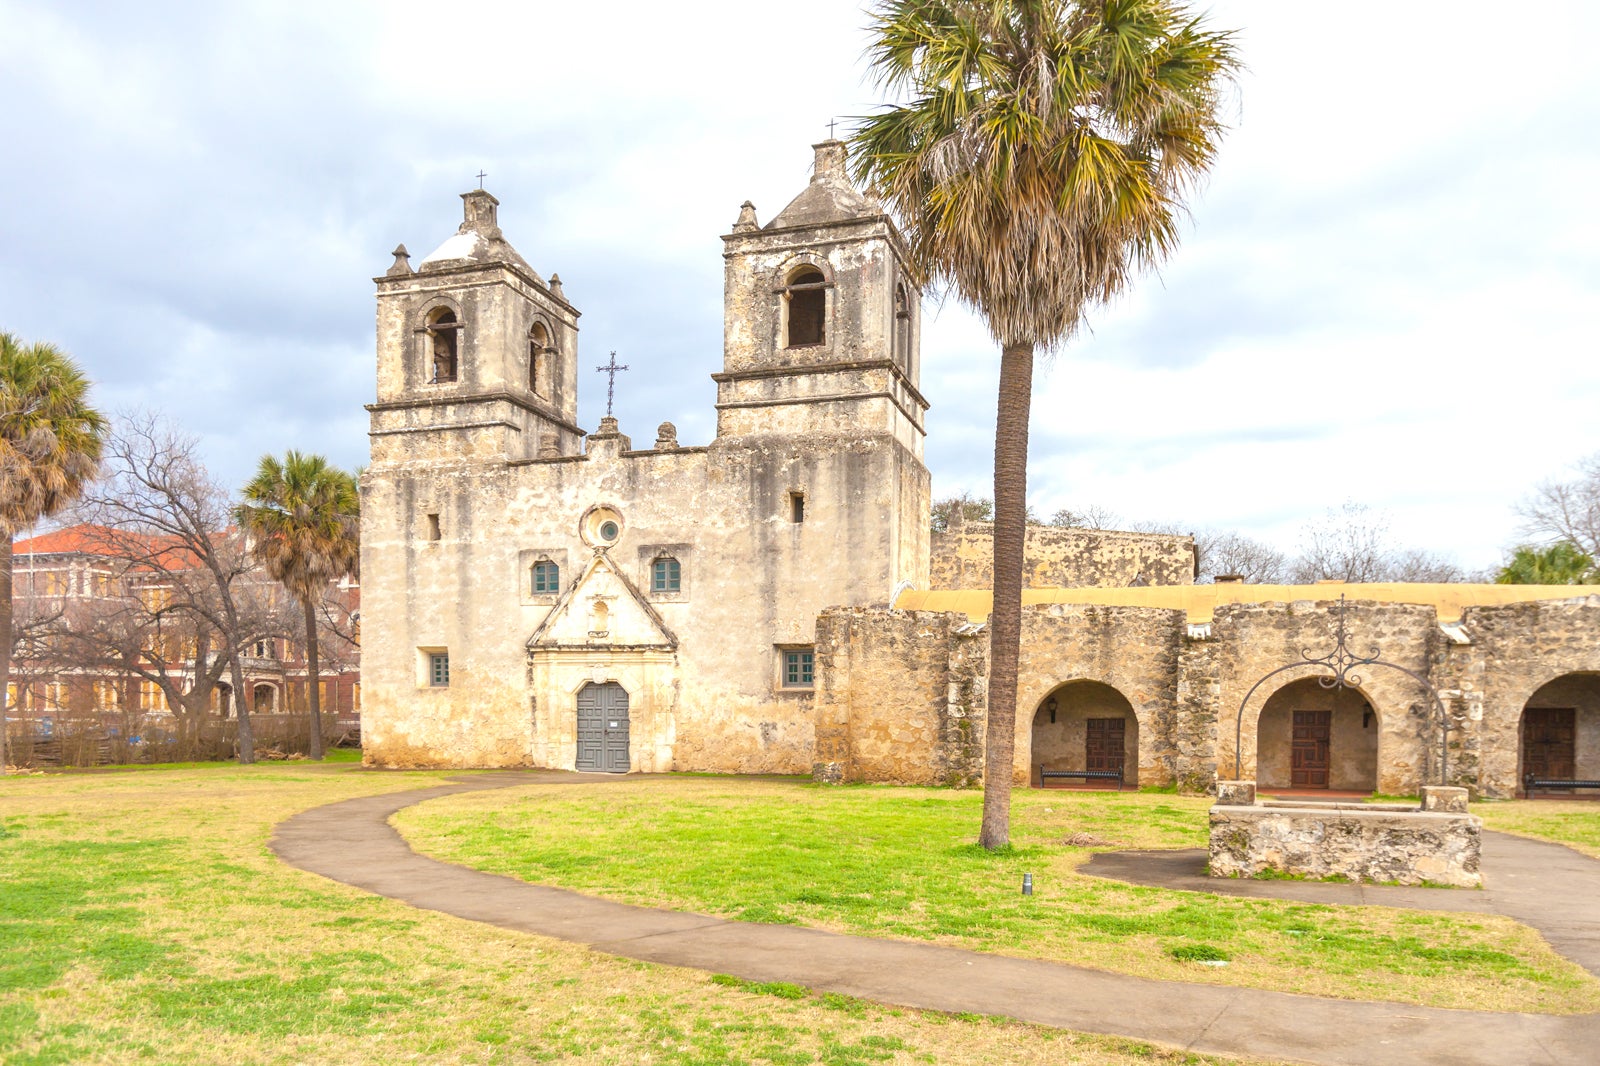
left=270, top=773, right=1600, bottom=1066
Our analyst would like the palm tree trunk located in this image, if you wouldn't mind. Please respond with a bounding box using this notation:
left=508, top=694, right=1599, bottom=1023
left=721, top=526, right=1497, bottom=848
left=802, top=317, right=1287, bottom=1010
left=0, top=538, right=12, bottom=775
left=303, top=597, right=324, bottom=761
left=979, top=340, right=1034, bottom=850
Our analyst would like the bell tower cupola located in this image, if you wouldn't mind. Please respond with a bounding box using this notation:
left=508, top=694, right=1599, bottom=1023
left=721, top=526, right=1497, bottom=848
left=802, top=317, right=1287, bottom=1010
left=716, top=140, right=927, bottom=455
left=369, top=188, right=586, bottom=467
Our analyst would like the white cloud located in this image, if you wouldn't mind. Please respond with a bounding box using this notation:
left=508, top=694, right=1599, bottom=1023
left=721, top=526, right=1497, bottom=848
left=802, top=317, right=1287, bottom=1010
left=1, top=0, right=1596, bottom=576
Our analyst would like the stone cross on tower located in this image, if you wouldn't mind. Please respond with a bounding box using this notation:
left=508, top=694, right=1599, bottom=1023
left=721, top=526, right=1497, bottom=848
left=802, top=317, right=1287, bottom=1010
left=595, top=351, right=629, bottom=418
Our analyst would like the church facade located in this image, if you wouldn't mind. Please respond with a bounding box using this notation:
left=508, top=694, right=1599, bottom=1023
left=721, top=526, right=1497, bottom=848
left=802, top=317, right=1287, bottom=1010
left=360, top=141, right=929, bottom=774
left=361, top=142, right=1600, bottom=800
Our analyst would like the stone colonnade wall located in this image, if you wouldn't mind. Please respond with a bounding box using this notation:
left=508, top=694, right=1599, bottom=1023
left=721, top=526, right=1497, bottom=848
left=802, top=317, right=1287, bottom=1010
left=813, top=596, right=1600, bottom=797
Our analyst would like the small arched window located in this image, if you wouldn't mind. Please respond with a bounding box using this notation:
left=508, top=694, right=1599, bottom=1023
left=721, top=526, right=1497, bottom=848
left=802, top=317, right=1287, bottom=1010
left=529, top=322, right=551, bottom=396
left=893, top=283, right=911, bottom=369
left=652, top=556, right=681, bottom=592
left=783, top=267, right=827, bottom=348
left=427, top=308, right=461, bottom=383
left=531, top=558, right=560, bottom=594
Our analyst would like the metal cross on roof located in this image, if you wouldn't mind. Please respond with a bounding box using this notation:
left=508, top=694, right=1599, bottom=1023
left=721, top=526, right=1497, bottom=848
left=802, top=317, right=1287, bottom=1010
left=827, top=118, right=837, bottom=138
left=596, top=351, right=629, bottom=418
left=476, top=170, right=487, bottom=189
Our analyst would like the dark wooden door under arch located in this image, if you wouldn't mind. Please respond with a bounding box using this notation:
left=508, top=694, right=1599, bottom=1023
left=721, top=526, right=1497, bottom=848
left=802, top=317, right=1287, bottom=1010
left=576, top=682, right=630, bottom=773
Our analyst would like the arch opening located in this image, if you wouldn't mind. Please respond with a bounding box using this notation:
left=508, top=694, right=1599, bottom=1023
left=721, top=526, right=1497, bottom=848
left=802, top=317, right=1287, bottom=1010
left=893, top=282, right=912, bottom=373
left=1519, top=672, right=1600, bottom=794
left=427, top=308, right=460, bottom=383
left=1255, top=678, right=1377, bottom=792
left=528, top=321, right=551, bottom=395
left=783, top=266, right=827, bottom=348
left=1030, top=680, right=1138, bottom=788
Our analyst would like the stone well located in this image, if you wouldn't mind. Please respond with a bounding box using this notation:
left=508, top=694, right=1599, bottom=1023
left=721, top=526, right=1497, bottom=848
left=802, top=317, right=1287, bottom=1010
left=1208, top=782, right=1481, bottom=888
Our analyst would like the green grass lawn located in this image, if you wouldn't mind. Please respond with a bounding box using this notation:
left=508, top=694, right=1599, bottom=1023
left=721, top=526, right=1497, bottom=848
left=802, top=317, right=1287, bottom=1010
left=395, top=779, right=1600, bottom=1014
left=0, top=764, right=1279, bottom=1066
left=1475, top=799, right=1600, bottom=858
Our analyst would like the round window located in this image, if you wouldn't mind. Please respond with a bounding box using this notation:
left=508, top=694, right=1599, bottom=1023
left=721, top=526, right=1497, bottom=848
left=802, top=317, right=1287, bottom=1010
left=579, top=505, right=625, bottom=548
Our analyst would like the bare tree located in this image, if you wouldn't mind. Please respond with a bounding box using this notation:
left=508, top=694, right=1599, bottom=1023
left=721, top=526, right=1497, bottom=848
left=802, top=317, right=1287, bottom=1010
left=1290, top=502, right=1394, bottom=583
left=1519, top=451, right=1600, bottom=558
left=47, top=590, right=231, bottom=755
left=1289, top=502, right=1469, bottom=584
left=1196, top=531, right=1288, bottom=584
left=1386, top=548, right=1467, bottom=584
left=71, top=413, right=283, bottom=763
left=1047, top=504, right=1121, bottom=530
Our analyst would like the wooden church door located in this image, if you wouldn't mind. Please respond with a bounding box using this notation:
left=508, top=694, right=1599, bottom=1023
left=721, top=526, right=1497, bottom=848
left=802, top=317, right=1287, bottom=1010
left=1291, top=710, right=1331, bottom=788
left=576, top=682, right=631, bottom=773
left=1523, top=708, right=1576, bottom=781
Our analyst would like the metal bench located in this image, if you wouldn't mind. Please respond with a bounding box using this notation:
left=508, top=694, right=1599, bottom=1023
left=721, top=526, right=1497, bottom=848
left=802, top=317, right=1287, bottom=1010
left=1524, top=775, right=1600, bottom=796
left=1039, top=768, right=1124, bottom=790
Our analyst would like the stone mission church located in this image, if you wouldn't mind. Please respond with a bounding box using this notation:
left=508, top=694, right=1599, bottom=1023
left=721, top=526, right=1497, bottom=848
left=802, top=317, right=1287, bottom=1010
left=363, top=142, right=1600, bottom=798
left=362, top=141, right=930, bottom=774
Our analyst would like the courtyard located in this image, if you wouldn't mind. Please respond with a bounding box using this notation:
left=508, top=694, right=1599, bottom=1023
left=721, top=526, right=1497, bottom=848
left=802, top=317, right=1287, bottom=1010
left=5, top=764, right=1600, bottom=1064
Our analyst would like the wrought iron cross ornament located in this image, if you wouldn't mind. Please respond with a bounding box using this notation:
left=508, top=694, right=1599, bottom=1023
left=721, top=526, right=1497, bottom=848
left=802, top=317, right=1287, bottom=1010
left=596, top=351, right=628, bottom=418
left=476, top=170, right=487, bottom=189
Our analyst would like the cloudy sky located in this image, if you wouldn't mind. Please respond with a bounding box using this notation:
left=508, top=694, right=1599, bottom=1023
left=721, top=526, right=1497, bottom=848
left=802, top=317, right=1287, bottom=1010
left=2, top=0, right=1596, bottom=574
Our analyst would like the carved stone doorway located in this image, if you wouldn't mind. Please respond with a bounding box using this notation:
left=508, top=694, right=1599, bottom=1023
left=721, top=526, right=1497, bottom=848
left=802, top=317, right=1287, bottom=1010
left=576, top=682, right=630, bottom=773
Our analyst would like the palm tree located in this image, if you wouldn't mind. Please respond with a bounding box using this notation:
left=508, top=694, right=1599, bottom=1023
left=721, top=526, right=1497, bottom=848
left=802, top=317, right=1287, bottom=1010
left=852, top=0, right=1239, bottom=847
left=0, top=333, right=106, bottom=773
left=238, top=452, right=359, bottom=760
left=1496, top=542, right=1597, bottom=586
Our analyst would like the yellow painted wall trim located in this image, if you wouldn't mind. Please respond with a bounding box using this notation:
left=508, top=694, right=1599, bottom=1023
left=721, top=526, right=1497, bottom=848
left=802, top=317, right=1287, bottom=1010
left=894, top=583, right=1600, bottom=625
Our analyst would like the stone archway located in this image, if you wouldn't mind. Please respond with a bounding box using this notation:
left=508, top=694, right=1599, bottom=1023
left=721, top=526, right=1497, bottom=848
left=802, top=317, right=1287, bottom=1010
left=1030, top=680, right=1139, bottom=788
left=1519, top=672, right=1600, bottom=792
left=252, top=684, right=278, bottom=713
left=1256, top=678, right=1378, bottom=792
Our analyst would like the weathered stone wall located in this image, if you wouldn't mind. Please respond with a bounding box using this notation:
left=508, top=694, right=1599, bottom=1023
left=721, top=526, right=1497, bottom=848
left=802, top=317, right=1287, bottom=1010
left=362, top=417, right=929, bottom=771
left=930, top=519, right=1195, bottom=590
left=812, top=608, right=986, bottom=786
left=1173, top=634, right=1220, bottom=791
left=1444, top=596, right=1600, bottom=797
left=1208, top=802, right=1482, bottom=887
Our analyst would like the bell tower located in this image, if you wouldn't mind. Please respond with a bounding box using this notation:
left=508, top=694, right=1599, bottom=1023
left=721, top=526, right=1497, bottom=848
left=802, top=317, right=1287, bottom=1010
left=369, top=189, right=586, bottom=466
left=716, top=141, right=927, bottom=455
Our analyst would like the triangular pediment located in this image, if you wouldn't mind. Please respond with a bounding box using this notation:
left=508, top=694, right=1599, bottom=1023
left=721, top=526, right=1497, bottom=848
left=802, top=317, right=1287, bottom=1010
left=527, top=551, right=677, bottom=650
